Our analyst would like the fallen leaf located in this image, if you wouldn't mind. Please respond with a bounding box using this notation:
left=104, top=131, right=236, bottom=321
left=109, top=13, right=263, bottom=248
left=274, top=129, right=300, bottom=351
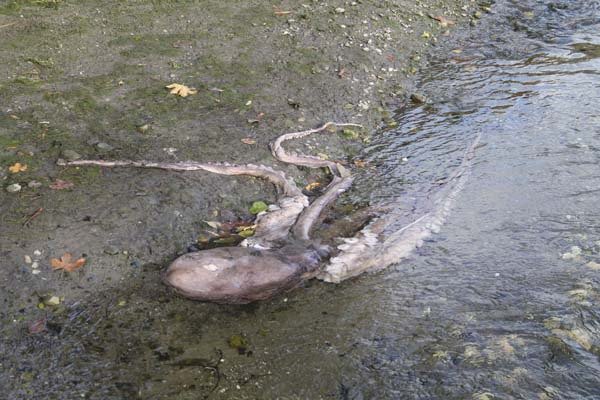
left=28, top=317, right=47, bottom=334
left=8, top=162, right=28, bottom=173
left=304, top=182, right=322, bottom=191
left=236, top=225, right=256, bottom=238
left=49, top=179, right=74, bottom=190
left=165, top=83, right=197, bottom=97
left=430, top=15, right=455, bottom=28
left=241, top=138, right=256, bottom=145
left=51, top=253, right=86, bottom=272
left=203, top=220, right=222, bottom=229
left=353, top=159, right=368, bottom=168
left=249, top=201, right=268, bottom=215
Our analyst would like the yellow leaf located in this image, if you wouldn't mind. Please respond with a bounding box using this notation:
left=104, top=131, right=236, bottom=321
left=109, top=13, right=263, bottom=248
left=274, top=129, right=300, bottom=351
left=165, top=83, right=197, bottom=97
left=8, top=162, right=27, bottom=173
left=304, top=182, right=321, bottom=191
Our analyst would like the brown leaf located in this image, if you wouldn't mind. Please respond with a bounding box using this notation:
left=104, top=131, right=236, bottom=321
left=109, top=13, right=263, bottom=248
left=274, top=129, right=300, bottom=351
left=353, top=159, right=368, bottom=168
left=28, top=317, right=47, bottom=334
left=430, top=15, right=455, bottom=28
left=51, top=253, right=86, bottom=272
left=49, top=179, right=74, bottom=190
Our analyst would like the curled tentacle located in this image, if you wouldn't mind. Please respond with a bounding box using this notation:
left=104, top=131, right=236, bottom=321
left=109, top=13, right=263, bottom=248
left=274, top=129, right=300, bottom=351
left=270, top=122, right=363, bottom=177
left=269, top=122, right=362, bottom=240
left=58, top=159, right=308, bottom=247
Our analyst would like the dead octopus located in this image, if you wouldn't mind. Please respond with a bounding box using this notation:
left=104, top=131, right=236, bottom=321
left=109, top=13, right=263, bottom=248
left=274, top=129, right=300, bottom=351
left=59, top=122, right=481, bottom=304
left=59, top=123, right=361, bottom=303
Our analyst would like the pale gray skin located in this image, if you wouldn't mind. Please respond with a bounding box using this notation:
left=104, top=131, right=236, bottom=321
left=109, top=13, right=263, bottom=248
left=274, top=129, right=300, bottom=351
left=59, top=122, right=360, bottom=304
left=164, top=245, right=323, bottom=304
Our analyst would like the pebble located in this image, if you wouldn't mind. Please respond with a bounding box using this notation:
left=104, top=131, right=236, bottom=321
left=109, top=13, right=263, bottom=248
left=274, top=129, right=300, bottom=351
left=31, top=262, right=39, bottom=269
left=6, top=183, right=21, bottom=193
left=28, top=180, right=42, bottom=188
left=335, top=7, right=345, bottom=13
left=586, top=261, right=600, bottom=270
left=96, top=142, right=114, bottom=151
left=62, top=149, right=82, bottom=161
left=410, top=93, right=427, bottom=104
left=32, top=269, right=41, bottom=275
left=562, top=246, right=582, bottom=260
left=24, top=255, right=32, bottom=264
left=33, top=249, right=42, bottom=256
left=103, top=245, right=120, bottom=255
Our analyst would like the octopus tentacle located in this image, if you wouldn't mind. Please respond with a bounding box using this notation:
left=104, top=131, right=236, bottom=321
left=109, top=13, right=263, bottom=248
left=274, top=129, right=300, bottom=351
left=57, top=159, right=308, bottom=247
left=270, top=122, right=362, bottom=177
left=269, top=122, right=362, bottom=240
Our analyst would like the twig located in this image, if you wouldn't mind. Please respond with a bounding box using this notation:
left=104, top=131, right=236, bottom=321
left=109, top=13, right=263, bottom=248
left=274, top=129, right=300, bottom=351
left=23, top=207, right=44, bottom=227
left=0, top=22, right=17, bottom=29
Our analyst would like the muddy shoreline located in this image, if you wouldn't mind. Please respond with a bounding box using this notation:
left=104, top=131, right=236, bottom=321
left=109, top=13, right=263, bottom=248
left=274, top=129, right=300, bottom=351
left=1, top=0, right=491, bottom=398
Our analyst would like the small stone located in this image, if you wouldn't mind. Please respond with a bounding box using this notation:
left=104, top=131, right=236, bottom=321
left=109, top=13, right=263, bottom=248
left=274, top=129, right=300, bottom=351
left=586, top=261, right=600, bottom=270
left=61, top=149, right=81, bottom=161
left=570, top=246, right=582, bottom=256
left=44, top=296, right=61, bottom=306
left=410, top=93, right=427, bottom=104
left=33, top=250, right=42, bottom=256
left=24, top=255, right=32, bottom=264
left=335, top=7, right=345, bottom=13
left=137, top=124, right=149, bottom=133
left=28, top=180, right=42, bottom=188
left=6, top=183, right=21, bottom=193
left=31, top=262, right=39, bottom=269
left=103, top=246, right=120, bottom=255
left=32, top=269, right=41, bottom=275
left=96, top=142, right=114, bottom=151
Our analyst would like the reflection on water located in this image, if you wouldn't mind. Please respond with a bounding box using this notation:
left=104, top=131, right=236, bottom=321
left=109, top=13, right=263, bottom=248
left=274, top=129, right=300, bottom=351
left=3, top=1, right=600, bottom=398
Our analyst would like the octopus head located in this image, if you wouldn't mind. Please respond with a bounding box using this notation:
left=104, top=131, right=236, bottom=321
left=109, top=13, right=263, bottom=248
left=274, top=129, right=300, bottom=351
left=163, top=246, right=306, bottom=304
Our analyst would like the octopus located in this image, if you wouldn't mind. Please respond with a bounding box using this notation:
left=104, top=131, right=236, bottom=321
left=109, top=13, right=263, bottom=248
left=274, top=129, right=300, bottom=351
left=59, top=122, right=480, bottom=304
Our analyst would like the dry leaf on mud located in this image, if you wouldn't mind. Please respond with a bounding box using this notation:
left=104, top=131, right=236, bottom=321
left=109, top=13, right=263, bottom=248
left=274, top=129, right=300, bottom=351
left=166, top=83, right=197, bottom=97
left=8, top=162, right=28, bottom=173
left=49, top=179, right=74, bottom=190
left=51, top=253, right=86, bottom=272
left=241, top=138, right=256, bottom=145
left=353, top=159, right=368, bottom=168
left=430, top=15, right=455, bottom=28
left=28, top=317, right=47, bottom=334
left=304, top=182, right=322, bottom=191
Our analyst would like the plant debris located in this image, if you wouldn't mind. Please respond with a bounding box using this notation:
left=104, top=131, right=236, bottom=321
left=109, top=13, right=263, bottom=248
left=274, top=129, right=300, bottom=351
left=49, top=179, right=74, bottom=190
left=249, top=201, right=268, bottom=215
left=51, top=253, right=86, bottom=272
left=430, top=15, right=455, bottom=28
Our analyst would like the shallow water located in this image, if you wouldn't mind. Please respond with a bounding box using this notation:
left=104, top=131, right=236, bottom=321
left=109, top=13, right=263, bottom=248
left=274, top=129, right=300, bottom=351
left=3, top=0, right=600, bottom=399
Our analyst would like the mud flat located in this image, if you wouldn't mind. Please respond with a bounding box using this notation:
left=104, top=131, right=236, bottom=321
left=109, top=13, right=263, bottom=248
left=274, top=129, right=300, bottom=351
left=0, top=1, right=490, bottom=398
